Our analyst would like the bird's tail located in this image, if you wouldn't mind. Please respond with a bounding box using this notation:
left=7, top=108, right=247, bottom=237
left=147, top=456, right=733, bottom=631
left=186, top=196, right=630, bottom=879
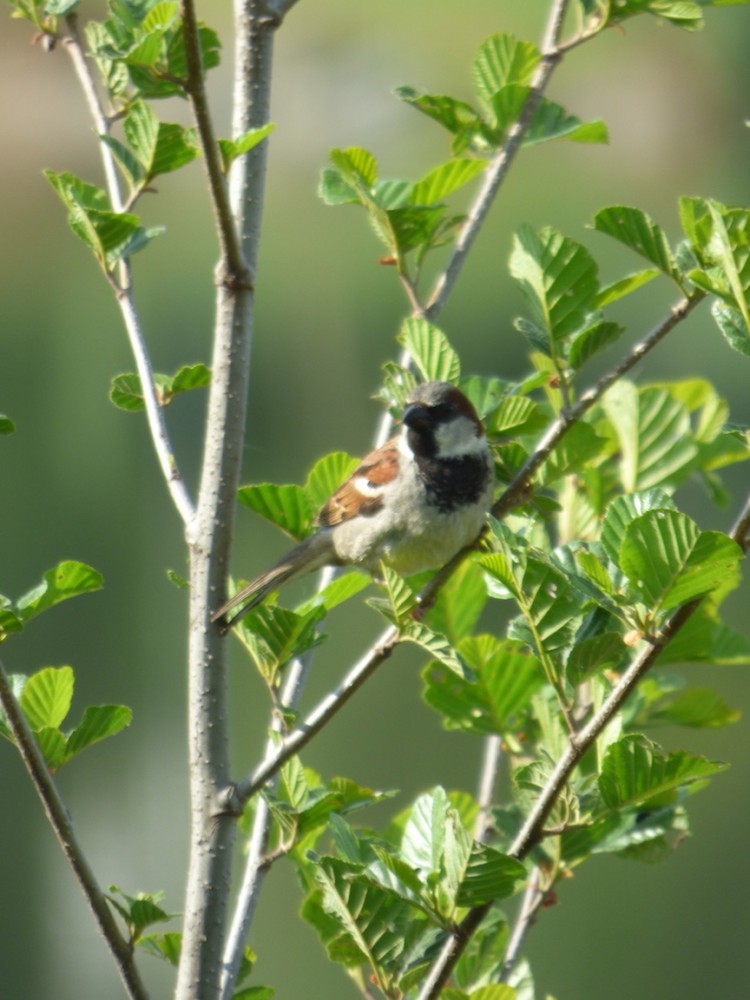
left=211, top=533, right=333, bottom=632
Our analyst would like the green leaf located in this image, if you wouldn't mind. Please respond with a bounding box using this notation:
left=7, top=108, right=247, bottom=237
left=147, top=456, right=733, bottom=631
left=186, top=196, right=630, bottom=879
left=539, top=421, right=608, bottom=484
left=568, top=320, right=625, bottom=370
left=295, top=572, right=370, bottom=615
left=456, top=844, right=526, bottom=906
left=44, top=0, right=81, bottom=14
left=426, top=559, right=488, bottom=645
left=20, top=666, right=74, bottom=730
left=599, top=735, right=728, bottom=809
left=170, top=363, right=211, bottom=395
left=65, top=705, right=133, bottom=760
left=0, top=414, right=15, bottom=434
left=600, top=488, right=676, bottom=566
left=401, top=619, right=471, bottom=679
left=124, top=100, right=199, bottom=180
left=422, top=635, right=544, bottom=735
left=524, top=99, right=608, bottom=147
left=711, top=301, right=750, bottom=356
left=620, top=510, right=742, bottom=613
left=398, top=318, right=461, bottom=382
left=110, top=372, right=167, bottom=411
left=237, top=483, right=313, bottom=541
left=304, top=452, right=359, bottom=514
left=593, top=268, right=662, bottom=308
left=650, top=687, right=740, bottom=728
left=485, top=395, right=542, bottom=437
left=16, top=561, right=103, bottom=622
left=473, top=33, right=540, bottom=116
left=602, top=381, right=698, bottom=491
left=510, top=224, right=599, bottom=341
left=311, top=854, right=424, bottom=987
left=138, top=931, right=182, bottom=966
left=395, top=87, right=487, bottom=153
left=218, top=123, right=275, bottom=172
left=593, top=205, right=680, bottom=284
left=238, top=604, right=326, bottom=683
left=411, top=159, right=486, bottom=205
left=100, top=134, right=146, bottom=188
left=566, top=631, right=626, bottom=685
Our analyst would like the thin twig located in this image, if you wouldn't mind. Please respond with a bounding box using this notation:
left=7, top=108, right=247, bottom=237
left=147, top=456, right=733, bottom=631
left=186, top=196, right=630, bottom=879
left=0, top=660, right=150, bottom=1000
left=500, top=867, right=545, bottom=982
left=226, top=626, right=399, bottom=809
left=219, top=644, right=316, bottom=999
left=474, top=734, right=503, bottom=843
left=181, top=0, right=249, bottom=281
left=61, top=15, right=196, bottom=526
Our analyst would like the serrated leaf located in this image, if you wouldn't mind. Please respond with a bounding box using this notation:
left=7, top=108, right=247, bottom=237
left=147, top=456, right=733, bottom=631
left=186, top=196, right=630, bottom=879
left=20, top=666, right=74, bottom=730
left=568, top=320, right=625, bottom=370
left=16, top=561, right=103, bottom=621
left=395, top=87, right=486, bottom=151
left=218, top=123, right=275, bottom=171
left=398, top=318, right=461, bottom=382
left=456, top=844, right=526, bottom=906
left=485, top=395, right=540, bottom=437
left=237, top=483, right=313, bottom=541
left=600, top=489, right=676, bottom=565
left=65, top=704, right=133, bottom=760
left=593, top=205, right=679, bottom=283
left=620, top=510, right=742, bottom=613
left=472, top=33, right=540, bottom=116
left=599, top=735, right=727, bottom=809
left=602, top=381, right=698, bottom=491
left=304, top=452, right=359, bottom=513
left=411, top=159, right=486, bottom=205
left=170, top=363, right=211, bottom=395
left=422, top=635, right=543, bottom=735
left=238, top=604, right=325, bottom=682
left=402, top=619, right=470, bottom=679
left=510, top=224, right=599, bottom=341
left=100, top=134, right=146, bottom=188
left=566, top=631, right=626, bottom=685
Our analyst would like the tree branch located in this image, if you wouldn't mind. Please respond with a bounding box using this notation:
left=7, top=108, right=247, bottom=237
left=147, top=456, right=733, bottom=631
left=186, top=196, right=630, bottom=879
left=0, top=659, right=149, bottom=1000
left=176, top=0, right=287, bottom=994
left=415, top=485, right=750, bottom=999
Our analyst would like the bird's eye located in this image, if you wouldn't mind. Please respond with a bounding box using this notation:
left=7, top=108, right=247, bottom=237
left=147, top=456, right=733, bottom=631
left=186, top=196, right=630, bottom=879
left=432, top=401, right=455, bottom=419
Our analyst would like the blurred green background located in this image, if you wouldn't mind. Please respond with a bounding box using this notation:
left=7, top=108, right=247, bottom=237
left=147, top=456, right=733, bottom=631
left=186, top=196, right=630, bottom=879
left=2, top=2, right=750, bottom=997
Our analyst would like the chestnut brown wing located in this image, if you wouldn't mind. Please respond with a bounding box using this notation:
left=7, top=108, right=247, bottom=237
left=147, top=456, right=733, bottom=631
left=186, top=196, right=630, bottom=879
left=315, top=438, right=400, bottom=527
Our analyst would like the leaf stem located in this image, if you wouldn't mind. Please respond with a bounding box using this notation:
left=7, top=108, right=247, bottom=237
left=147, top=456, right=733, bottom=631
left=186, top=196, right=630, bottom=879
left=0, top=659, right=149, bottom=1000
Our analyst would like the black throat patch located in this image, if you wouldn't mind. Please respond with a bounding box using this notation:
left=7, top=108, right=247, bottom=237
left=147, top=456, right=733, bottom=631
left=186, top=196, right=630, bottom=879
left=414, top=452, right=491, bottom=512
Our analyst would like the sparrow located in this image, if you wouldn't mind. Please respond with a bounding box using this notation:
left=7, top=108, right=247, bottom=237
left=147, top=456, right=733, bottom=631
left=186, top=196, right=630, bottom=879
left=212, top=380, right=494, bottom=631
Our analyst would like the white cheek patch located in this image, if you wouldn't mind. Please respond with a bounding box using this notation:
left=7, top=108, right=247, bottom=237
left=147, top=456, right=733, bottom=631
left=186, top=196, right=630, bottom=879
left=434, top=415, right=485, bottom=457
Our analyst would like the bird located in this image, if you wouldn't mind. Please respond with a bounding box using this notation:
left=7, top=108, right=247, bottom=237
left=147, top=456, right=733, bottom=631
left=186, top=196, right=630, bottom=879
left=212, top=380, right=495, bottom=631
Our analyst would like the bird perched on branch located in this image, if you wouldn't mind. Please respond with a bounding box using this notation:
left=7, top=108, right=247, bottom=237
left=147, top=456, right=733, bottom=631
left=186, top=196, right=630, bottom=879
left=212, top=380, right=494, bottom=632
